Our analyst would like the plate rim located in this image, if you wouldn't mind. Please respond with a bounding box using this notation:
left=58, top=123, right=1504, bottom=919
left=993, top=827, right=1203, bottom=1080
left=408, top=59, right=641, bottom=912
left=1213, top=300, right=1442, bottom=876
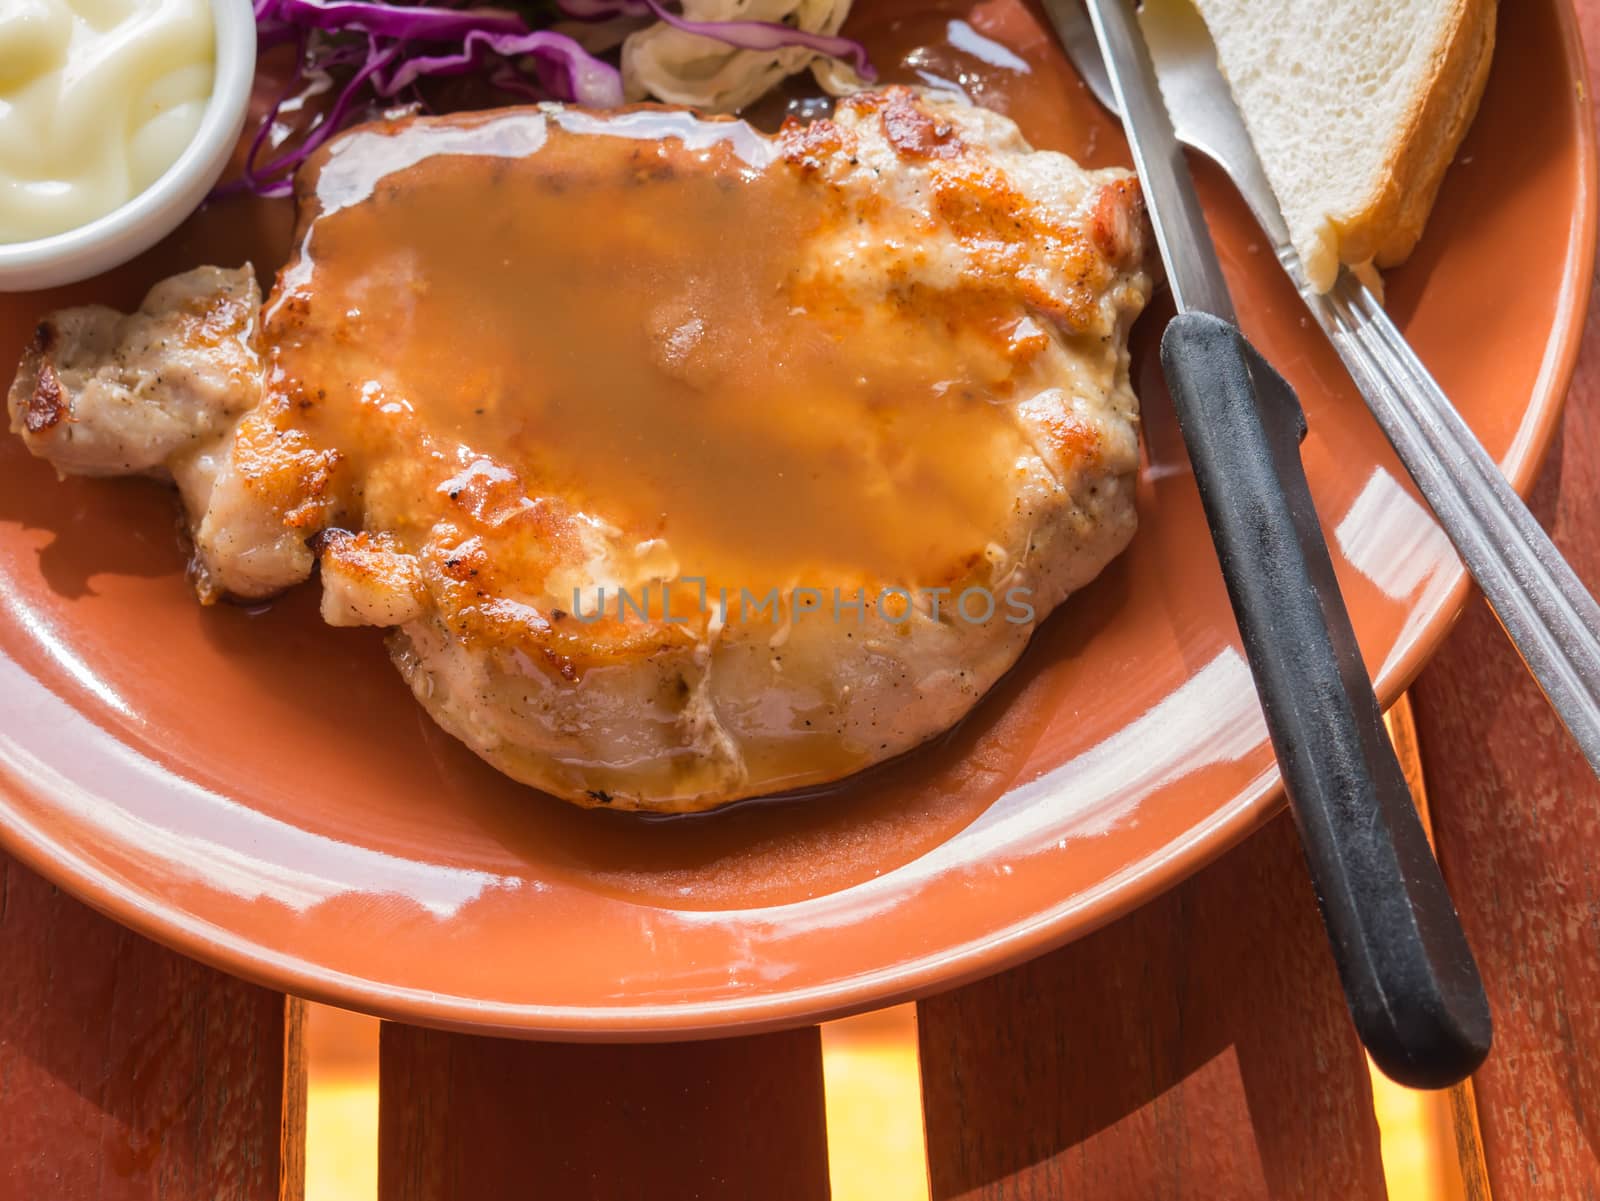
left=0, top=0, right=1594, bottom=1039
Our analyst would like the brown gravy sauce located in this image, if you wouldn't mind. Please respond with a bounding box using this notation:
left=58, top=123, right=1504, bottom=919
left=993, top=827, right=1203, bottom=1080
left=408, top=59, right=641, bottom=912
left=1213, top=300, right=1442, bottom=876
left=265, top=104, right=1037, bottom=609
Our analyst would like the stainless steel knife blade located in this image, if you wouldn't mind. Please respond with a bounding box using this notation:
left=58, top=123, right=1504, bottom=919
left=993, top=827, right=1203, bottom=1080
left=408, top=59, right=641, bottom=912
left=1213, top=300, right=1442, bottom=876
left=1072, top=0, right=1234, bottom=320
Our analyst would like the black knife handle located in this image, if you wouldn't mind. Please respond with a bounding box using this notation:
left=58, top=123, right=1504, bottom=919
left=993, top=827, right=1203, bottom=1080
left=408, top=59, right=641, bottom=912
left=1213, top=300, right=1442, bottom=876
left=1160, top=310, right=1492, bottom=1089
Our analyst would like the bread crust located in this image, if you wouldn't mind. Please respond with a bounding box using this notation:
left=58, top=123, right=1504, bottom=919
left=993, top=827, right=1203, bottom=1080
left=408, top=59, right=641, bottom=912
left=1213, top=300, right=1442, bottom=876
left=1336, top=0, right=1497, bottom=270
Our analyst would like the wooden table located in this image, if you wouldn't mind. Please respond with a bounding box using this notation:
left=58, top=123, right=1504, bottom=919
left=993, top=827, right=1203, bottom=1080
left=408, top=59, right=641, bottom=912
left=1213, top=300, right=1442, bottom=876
left=3, top=13, right=1598, bottom=1201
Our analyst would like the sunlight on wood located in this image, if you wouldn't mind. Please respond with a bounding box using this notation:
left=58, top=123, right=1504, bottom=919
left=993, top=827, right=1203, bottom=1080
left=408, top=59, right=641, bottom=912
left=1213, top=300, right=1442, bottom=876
left=1370, top=1064, right=1458, bottom=1201
left=821, top=1004, right=930, bottom=1201
left=305, top=1005, right=379, bottom=1201
left=1372, top=698, right=1476, bottom=1201
left=300, top=987, right=1463, bottom=1201
left=300, top=1002, right=935, bottom=1201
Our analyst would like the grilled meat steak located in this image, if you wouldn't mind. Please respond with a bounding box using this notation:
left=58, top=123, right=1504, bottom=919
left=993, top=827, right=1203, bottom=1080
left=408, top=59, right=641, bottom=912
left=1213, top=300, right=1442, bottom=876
left=9, top=88, right=1151, bottom=811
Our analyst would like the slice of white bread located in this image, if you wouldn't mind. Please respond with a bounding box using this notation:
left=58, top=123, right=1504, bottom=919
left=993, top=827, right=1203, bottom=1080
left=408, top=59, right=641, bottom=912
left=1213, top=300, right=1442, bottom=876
left=1189, top=0, right=1496, bottom=291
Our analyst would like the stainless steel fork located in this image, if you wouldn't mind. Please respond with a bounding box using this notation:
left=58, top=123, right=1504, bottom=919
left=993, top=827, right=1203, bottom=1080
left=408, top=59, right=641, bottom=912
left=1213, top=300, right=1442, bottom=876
left=1047, top=0, right=1600, bottom=776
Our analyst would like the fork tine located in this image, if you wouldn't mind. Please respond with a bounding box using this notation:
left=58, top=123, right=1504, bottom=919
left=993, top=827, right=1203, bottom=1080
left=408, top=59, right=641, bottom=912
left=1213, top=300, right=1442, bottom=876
left=1041, top=0, right=1122, bottom=116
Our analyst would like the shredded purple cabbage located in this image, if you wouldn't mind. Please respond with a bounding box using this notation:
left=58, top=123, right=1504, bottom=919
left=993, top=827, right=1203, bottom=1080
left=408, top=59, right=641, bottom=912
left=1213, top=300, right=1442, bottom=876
left=637, top=1, right=873, bottom=79
left=549, top=0, right=875, bottom=79
left=226, top=0, right=874, bottom=199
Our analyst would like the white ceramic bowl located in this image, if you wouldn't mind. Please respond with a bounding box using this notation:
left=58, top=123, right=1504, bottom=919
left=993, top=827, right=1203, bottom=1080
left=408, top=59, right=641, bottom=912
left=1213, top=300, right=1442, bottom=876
left=0, top=0, right=256, bottom=293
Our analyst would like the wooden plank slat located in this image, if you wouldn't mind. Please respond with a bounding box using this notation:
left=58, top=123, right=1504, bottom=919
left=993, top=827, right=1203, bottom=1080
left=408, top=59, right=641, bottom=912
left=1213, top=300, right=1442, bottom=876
left=1408, top=109, right=1600, bottom=1201
left=0, top=851, right=305, bottom=1201
left=280, top=998, right=309, bottom=1201
left=1411, top=436, right=1600, bottom=1201
left=916, top=811, right=1387, bottom=1201
left=379, top=1024, right=829, bottom=1201
left=1408, top=3, right=1600, bottom=1190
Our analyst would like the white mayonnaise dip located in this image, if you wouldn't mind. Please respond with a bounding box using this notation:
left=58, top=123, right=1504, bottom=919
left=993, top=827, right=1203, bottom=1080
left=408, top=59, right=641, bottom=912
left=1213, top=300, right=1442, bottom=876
left=0, top=0, right=215, bottom=244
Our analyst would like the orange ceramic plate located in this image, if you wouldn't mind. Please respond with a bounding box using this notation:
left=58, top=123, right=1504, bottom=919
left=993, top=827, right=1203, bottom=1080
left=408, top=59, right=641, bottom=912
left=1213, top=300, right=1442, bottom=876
left=0, top=0, right=1592, bottom=1039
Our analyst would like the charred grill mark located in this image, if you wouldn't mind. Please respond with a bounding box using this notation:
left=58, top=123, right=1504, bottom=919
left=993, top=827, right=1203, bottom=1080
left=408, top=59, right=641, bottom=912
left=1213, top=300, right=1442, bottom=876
left=1037, top=409, right=1105, bottom=466
left=778, top=117, right=853, bottom=173
left=1088, top=177, right=1147, bottom=267
left=543, top=646, right=578, bottom=682
left=880, top=89, right=963, bottom=160
left=26, top=363, right=65, bottom=433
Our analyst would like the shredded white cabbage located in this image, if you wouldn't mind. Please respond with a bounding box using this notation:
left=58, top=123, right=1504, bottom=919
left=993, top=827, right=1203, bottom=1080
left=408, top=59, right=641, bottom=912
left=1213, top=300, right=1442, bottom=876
left=621, top=0, right=864, bottom=113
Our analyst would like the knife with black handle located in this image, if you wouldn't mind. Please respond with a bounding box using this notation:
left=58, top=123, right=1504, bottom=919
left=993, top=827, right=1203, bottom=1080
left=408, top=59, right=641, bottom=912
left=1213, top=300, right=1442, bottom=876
left=1077, top=0, right=1491, bottom=1087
